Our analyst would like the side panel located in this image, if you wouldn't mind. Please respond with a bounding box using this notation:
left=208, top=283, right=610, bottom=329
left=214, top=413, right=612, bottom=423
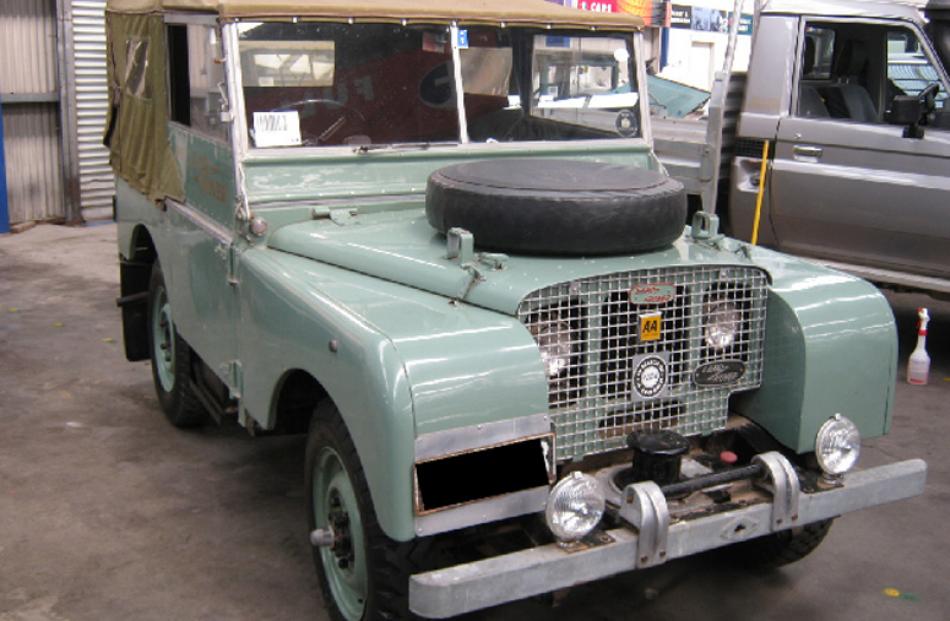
left=729, top=14, right=798, bottom=243
left=169, top=125, right=236, bottom=226
left=164, top=127, right=239, bottom=383
left=116, top=178, right=160, bottom=260
left=734, top=246, right=897, bottom=452
left=115, top=176, right=239, bottom=391
left=734, top=14, right=798, bottom=138
left=238, top=249, right=548, bottom=541
left=770, top=118, right=950, bottom=279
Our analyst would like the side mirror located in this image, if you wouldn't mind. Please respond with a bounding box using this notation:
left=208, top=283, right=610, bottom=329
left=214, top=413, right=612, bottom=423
left=888, top=95, right=923, bottom=126
left=887, top=83, right=940, bottom=139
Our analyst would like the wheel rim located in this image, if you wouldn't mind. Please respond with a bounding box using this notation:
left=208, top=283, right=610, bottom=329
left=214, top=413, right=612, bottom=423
left=151, top=285, right=176, bottom=392
left=313, top=447, right=367, bottom=620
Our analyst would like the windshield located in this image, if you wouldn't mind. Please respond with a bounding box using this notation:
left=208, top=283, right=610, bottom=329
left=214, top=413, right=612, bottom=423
left=237, top=23, right=639, bottom=149
left=464, top=29, right=638, bottom=142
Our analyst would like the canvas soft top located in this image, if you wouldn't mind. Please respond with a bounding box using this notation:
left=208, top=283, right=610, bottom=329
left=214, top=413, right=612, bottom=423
left=105, top=0, right=644, bottom=29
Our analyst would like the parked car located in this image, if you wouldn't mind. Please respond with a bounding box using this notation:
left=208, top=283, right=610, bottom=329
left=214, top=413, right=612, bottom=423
left=653, top=0, right=950, bottom=298
left=106, top=0, right=925, bottom=618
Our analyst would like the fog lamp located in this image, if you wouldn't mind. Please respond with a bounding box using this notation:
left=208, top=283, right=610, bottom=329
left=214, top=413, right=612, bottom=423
left=545, top=472, right=605, bottom=542
left=704, top=300, right=740, bottom=349
left=815, top=414, right=861, bottom=476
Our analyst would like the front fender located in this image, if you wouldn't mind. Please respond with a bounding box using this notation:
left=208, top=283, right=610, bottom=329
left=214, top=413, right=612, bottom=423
left=239, top=248, right=548, bottom=541
left=735, top=245, right=897, bottom=453
left=240, top=249, right=416, bottom=541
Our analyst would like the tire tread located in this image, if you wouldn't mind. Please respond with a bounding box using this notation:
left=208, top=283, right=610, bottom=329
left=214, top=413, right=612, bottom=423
left=732, top=519, right=834, bottom=568
left=147, top=262, right=207, bottom=428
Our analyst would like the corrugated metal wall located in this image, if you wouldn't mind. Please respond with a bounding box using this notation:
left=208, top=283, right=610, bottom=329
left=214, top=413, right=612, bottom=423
left=1, top=106, right=64, bottom=224
left=71, top=0, right=114, bottom=218
left=0, top=1, right=58, bottom=94
left=0, top=0, right=65, bottom=225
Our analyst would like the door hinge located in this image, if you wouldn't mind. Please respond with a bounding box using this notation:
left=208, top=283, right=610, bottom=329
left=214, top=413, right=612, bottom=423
left=227, top=243, right=239, bottom=286
left=227, top=359, right=243, bottom=399
left=214, top=242, right=240, bottom=286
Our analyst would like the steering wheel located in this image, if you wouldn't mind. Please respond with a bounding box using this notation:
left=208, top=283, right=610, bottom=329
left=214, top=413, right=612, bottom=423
left=266, top=98, right=368, bottom=145
left=920, top=82, right=940, bottom=107
left=916, top=82, right=941, bottom=126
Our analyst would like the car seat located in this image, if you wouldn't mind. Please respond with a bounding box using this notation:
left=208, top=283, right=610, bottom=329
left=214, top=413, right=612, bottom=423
left=821, top=40, right=879, bottom=122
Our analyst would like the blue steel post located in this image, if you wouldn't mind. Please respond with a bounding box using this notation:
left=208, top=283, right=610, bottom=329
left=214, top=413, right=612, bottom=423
left=0, top=98, right=9, bottom=234
left=660, top=27, right=669, bottom=71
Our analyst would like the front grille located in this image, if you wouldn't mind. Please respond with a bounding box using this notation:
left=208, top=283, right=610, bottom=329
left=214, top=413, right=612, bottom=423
left=517, top=266, right=768, bottom=462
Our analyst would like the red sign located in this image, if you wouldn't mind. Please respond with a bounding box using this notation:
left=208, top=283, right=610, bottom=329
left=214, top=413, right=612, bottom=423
left=551, top=0, right=672, bottom=27
left=576, top=0, right=619, bottom=12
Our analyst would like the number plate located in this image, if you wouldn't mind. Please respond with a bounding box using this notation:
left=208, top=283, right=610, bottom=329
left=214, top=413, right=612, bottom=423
left=639, top=312, right=662, bottom=342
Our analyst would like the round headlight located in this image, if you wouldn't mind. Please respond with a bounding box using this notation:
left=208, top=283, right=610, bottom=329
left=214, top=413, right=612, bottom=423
left=815, top=414, right=861, bottom=475
left=530, top=319, right=573, bottom=378
left=704, top=300, right=740, bottom=349
left=545, top=472, right=605, bottom=542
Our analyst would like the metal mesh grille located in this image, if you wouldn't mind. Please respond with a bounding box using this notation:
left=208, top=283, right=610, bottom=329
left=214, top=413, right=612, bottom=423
left=517, top=266, right=769, bottom=462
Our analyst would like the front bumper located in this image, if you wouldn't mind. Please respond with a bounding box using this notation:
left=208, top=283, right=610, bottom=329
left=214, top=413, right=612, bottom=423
left=409, top=455, right=927, bottom=619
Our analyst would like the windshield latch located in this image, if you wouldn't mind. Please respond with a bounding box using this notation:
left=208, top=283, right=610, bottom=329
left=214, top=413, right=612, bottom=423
left=217, top=80, right=232, bottom=123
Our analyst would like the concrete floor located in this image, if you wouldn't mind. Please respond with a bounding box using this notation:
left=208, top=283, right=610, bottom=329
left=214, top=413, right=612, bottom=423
left=1, top=223, right=947, bottom=621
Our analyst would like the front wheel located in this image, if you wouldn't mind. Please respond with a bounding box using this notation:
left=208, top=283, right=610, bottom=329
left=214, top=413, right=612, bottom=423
left=147, top=262, right=206, bottom=428
left=305, top=403, right=425, bottom=621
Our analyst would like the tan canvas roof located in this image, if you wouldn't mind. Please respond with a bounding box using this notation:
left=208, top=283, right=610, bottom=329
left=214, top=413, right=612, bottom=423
left=106, top=0, right=644, bottom=28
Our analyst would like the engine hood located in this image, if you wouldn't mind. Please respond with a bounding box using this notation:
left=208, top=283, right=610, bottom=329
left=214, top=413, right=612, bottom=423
left=267, top=208, right=765, bottom=316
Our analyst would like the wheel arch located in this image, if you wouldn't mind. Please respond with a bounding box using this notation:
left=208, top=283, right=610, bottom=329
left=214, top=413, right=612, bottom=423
left=118, top=223, right=160, bottom=361
left=240, top=250, right=419, bottom=541
left=271, top=368, right=330, bottom=434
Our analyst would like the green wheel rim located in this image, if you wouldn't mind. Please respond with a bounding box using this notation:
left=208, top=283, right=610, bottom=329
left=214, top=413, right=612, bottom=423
left=151, top=285, right=176, bottom=393
left=313, top=446, right=367, bottom=620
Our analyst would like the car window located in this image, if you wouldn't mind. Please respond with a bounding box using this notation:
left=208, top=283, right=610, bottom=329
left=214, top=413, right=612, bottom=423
left=796, top=22, right=882, bottom=123
left=238, top=23, right=461, bottom=148
left=124, top=38, right=150, bottom=100
left=167, top=24, right=229, bottom=142
left=886, top=28, right=949, bottom=113
left=237, top=23, right=640, bottom=149
left=459, top=28, right=639, bottom=143
left=531, top=34, right=638, bottom=136
left=802, top=26, right=835, bottom=80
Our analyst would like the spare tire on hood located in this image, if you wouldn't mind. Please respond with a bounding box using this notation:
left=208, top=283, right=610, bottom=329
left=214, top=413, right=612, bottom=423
left=425, top=158, right=687, bottom=256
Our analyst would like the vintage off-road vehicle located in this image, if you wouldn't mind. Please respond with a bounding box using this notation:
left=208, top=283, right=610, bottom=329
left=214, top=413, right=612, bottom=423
left=106, top=0, right=925, bottom=618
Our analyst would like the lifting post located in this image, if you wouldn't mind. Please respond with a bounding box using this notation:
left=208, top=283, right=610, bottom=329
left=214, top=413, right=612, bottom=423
left=0, top=97, right=9, bottom=234
left=750, top=139, right=770, bottom=246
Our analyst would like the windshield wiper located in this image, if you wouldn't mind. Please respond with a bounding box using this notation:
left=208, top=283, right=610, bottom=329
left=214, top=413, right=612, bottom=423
left=354, top=142, right=457, bottom=154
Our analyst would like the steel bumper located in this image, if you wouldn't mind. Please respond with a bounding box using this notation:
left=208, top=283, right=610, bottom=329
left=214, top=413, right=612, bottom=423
left=408, top=457, right=927, bottom=619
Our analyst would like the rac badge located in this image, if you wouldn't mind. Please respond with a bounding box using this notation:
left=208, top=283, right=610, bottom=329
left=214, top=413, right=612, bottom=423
left=629, top=283, right=676, bottom=305
left=633, top=355, right=668, bottom=398
left=694, top=360, right=746, bottom=386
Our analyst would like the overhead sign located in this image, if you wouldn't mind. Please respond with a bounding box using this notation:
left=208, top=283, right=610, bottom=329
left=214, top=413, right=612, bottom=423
left=548, top=0, right=672, bottom=27
left=670, top=4, right=754, bottom=35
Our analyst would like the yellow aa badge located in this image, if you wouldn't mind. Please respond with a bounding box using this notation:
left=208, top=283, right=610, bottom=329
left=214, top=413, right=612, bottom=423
left=639, top=312, right=662, bottom=342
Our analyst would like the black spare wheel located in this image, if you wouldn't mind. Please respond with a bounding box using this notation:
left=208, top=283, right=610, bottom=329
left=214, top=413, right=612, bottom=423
left=425, top=158, right=687, bottom=256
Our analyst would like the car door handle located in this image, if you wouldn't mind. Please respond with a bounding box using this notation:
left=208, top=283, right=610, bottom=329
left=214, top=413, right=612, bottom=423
left=793, top=145, right=823, bottom=159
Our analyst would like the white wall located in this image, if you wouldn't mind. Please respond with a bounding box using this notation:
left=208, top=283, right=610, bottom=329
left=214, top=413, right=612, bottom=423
left=657, top=0, right=755, bottom=91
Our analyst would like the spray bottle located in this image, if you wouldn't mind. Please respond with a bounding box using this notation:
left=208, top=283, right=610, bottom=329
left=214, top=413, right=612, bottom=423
left=907, top=307, right=930, bottom=385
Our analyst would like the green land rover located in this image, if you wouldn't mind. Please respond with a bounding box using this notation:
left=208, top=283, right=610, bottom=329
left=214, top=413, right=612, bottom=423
left=106, top=0, right=926, bottom=618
